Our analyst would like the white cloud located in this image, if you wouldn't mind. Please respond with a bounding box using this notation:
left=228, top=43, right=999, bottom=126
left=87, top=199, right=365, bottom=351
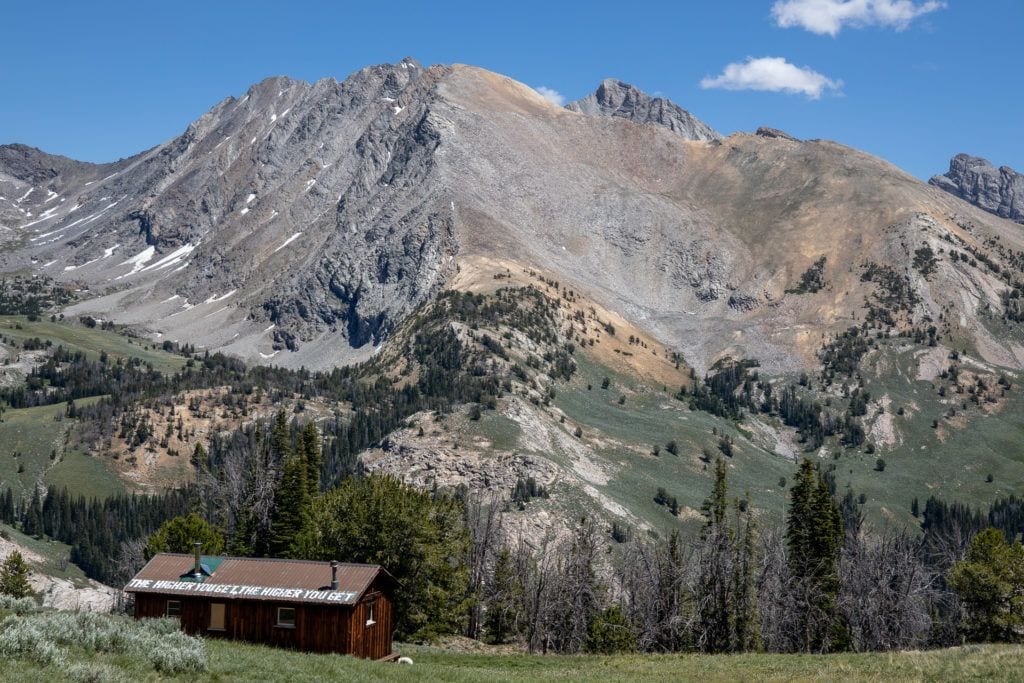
left=771, top=0, right=946, bottom=36
left=535, top=86, right=565, bottom=106
left=700, top=57, right=842, bottom=99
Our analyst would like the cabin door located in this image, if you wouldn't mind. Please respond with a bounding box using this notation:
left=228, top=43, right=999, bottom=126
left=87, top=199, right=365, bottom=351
left=209, top=602, right=226, bottom=631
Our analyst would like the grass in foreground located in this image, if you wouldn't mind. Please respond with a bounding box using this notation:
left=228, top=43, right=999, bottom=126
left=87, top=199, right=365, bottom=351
left=5, top=626, right=1024, bottom=682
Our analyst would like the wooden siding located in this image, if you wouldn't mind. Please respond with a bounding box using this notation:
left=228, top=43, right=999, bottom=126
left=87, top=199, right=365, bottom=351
left=133, top=592, right=392, bottom=657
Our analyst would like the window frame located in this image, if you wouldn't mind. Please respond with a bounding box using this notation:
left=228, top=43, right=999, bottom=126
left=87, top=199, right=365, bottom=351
left=365, top=599, right=376, bottom=627
left=276, top=606, right=297, bottom=629
left=165, top=599, right=181, bottom=618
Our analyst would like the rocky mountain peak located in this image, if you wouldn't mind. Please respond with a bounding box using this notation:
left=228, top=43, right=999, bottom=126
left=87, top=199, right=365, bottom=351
left=930, top=153, right=1023, bottom=223
left=565, top=78, right=720, bottom=141
left=755, top=127, right=800, bottom=142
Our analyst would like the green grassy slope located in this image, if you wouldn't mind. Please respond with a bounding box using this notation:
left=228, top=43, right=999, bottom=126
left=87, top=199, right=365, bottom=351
left=553, top=354, right=793, bottom=530
left=454, top=341, right=1024, bottom=536
left=0, top=397, right=122, bottom=499
left=0, top=523, right=92, bottom=586
left=0, top=315, right=186, bottom=373
left=847, top=345, right=1024, bottom=528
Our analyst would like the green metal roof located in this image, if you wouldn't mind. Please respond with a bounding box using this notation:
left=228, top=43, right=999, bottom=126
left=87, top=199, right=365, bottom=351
left=177, top=555, right=227, bottom=583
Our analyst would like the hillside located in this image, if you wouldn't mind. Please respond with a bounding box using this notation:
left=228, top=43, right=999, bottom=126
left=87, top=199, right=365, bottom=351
left=2, top=59, right=1024, bottom=609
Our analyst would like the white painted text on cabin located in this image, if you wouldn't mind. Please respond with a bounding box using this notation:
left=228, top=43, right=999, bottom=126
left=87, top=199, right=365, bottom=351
left=128, top=579, right=358, bottom=603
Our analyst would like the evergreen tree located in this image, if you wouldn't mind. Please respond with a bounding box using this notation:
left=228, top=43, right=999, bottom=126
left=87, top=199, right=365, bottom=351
left=0, top=489, right=14, bottom=525
left=949, top=527, right=1024, bottom=642
left=299, top=422, right=321, bottom=500
left=786, top=459, right=844, bottom=652
left=190, top=442, right=208, bottom=471
left=697, top=458, right=758, bottom=653
left=270, top=409, right=291, bottom=462
left=267, top=453, right=311, bottom=557
left=731, top=493, right=760, bottom=652
left=145, top=512, right=225, bottom=559
left=656, top=529, right=685, bottom=651
left=0, top=550, right=33, bottom=598
left=585, top=605, right=638, bottom=654
left=294, top=475, right=470, bottom=640
left=698, top=458, right=732, bottom=651
left=702, top=457, right=729, bottom=529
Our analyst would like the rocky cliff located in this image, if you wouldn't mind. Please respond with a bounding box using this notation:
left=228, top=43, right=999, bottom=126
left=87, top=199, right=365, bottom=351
left=930, top=153, right=1024, bottom=223
left=565, top=78, right=720, bottom=141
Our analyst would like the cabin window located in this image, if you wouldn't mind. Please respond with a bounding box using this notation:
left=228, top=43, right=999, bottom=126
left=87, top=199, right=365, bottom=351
left=165, top=600, right=181, bottom=617
left=209, top=602, right=226, bottom=631
left=365, top=599, right=376, bottom=627
left=277, top=607, right=296, bottom=628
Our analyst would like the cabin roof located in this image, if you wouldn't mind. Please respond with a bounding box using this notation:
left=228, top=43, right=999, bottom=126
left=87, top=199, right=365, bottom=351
left=124, top=554, right=397, bottom=605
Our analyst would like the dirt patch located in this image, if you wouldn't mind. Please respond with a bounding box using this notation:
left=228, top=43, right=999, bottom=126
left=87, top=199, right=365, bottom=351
left=915, top=346, right=950, bottom=381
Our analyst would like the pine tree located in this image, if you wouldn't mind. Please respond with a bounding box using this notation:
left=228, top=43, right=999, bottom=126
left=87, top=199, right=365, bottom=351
left=702, top=457, right=729, bottom=529
left=267, top=453, right=310, bottom=557
left=698, top=458, right=732, bottom=652
left=0, top=489, right=14, bottom=525
left=696, top=458, right=759, bottom=653
left=190, top=442, right=208, bottom=471
left=949, top=527, right=1024, bottom=642
left=731, top=492, right=760, bottom=652
left=299, top=422, right=321, bottom=500
left=786, top=458, right=844, bottom=653
left=0, top=550, right=33, bottom=598
left=270, top=409, right=291, bottom=463
left=656, top=529, right=685, bottom=651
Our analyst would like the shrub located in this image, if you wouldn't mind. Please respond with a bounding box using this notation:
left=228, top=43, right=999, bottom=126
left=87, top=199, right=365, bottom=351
left=62, top=661, right=121, bottom=683
left=585, top=606, right=637, bottom=654
left=0, top=610, right=206, bottom=675
left=0, top=595, right=39, bottom=614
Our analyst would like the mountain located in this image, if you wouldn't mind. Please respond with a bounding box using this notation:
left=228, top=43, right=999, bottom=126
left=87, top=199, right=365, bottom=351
left=4, top=59, right=1024, bottom=551
left=930, top=153, right=1024, bottom=223
left=3, top=60, right=1022, bottom=376
left=565, top=78, right=720, bottom=141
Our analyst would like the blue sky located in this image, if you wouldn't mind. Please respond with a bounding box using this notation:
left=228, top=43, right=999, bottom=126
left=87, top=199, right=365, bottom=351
left=1, top=0, right=1020, bottom=179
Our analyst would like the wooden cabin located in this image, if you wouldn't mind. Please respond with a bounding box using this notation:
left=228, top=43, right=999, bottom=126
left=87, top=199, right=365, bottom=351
left=125, top=550, right=397, bottom=659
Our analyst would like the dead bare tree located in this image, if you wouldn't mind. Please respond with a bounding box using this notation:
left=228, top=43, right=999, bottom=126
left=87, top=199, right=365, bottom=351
left=838, top=528, right=937, bottom=651
left=463, top=493, right=504, bottom=640
left=544, top=518, right=604, bottom=653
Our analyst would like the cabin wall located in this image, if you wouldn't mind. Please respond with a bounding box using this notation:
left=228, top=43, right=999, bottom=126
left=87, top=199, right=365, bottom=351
left=134, top=594, right=372, bottom=655
left=347, top=587, right=393, bottom=659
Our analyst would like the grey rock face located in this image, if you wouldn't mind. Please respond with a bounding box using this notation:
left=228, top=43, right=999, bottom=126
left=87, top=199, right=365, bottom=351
left=565, top=79, right=720, bottom=141
left=755, top=127, right=800, bottom=142
left=0, top=58, right=458, bottom=368
left=930, top=154, right=1024, bottom=223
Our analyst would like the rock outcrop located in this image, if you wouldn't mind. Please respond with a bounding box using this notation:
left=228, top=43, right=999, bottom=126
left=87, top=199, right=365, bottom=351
left=566, top=78, right=720, bottom=141
left=0, top=534, right=116, bottom=612
left=930, top=153, right=1024, bottom=223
